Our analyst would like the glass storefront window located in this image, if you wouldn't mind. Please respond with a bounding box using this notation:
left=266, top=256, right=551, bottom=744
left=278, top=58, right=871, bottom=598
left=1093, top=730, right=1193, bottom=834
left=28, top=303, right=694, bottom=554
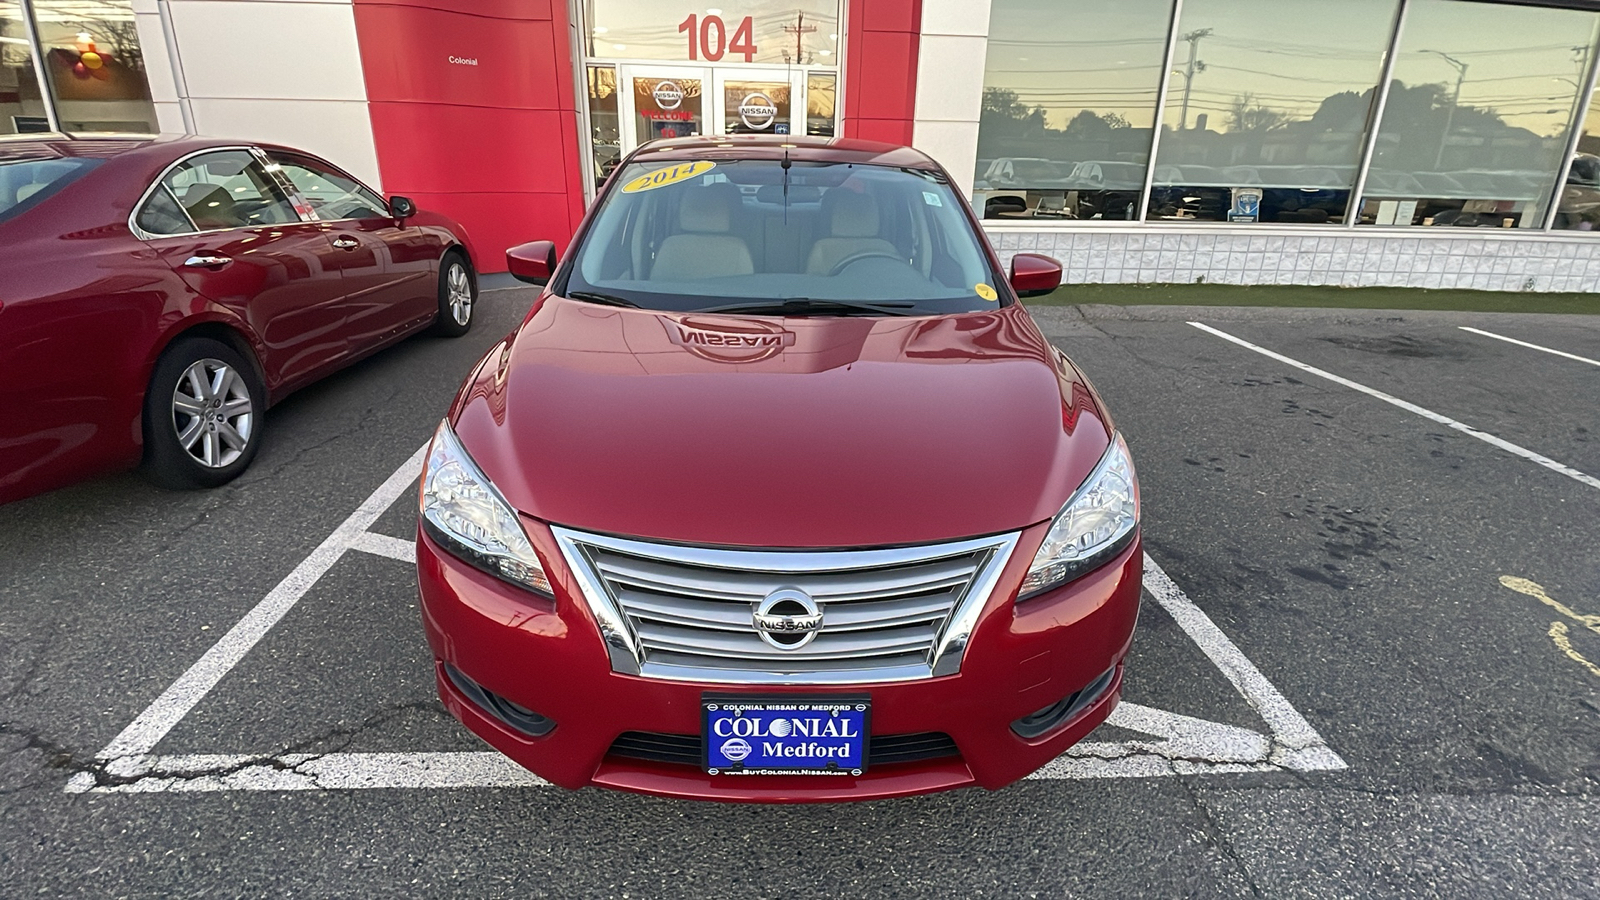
left=1555, top=74, right=1600, bottom=231
left=585, top=0, right=838, bottom=67
left=1361, top=0, right=1600, bottom=229
left=1146, top=0, right=1397, bottom=225
left=588, top=66, right=621, bottom=187
left=32, top=0, right=156, bottom=133
left=723, top=79, right=788, bottom=135
left=1, top=2, right=49, bottom=134
left=632, top=74, right=703, bottom=142
left=806, top=72, right=835, bottom=137
left=975, top=0, right=1174, bottom=221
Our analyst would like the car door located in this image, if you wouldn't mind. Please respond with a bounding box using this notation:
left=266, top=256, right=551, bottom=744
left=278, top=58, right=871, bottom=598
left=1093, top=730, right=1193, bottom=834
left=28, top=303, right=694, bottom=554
left=267, top=152, right=438, bottom=352
left=135, top=148, right=351, bottom=390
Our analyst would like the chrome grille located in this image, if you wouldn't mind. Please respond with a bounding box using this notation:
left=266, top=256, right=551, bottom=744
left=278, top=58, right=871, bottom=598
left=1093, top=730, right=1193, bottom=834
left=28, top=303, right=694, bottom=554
left=552, top=527, right=1020, bottom=684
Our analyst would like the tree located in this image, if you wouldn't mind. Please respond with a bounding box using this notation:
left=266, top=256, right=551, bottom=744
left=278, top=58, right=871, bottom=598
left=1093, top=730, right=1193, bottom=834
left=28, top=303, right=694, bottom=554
left=1227, top=93, right=1288, bottom=133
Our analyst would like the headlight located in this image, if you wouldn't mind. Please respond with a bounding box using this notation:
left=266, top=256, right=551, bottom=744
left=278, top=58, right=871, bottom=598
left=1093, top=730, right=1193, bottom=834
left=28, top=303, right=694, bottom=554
left=1019, top=433, right=1138, bottom=598
left=419, top=419, right=552, bottom=595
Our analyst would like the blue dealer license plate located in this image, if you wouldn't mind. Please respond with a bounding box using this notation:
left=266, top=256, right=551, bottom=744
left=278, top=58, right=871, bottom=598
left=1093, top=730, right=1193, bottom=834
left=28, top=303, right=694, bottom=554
left=702, top=696, right=870, bottom=776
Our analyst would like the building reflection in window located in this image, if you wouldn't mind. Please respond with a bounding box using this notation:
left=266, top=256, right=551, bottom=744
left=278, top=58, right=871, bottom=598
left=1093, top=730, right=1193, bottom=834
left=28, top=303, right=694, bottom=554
left=807, top=73, right=835, bottom=137
left=0, top=2, right=49, bottom=134
left=33, top=0, right=156, bottom=133
left=587, top=66, right=620, bottom=188
left=1146, top=0, right=1397, bottom=225
left=975, top=0, right=1174, bottom=221
left=1361, top=0, right=1600, bottom=228
left=1555, top=75, right=1600, bottom=231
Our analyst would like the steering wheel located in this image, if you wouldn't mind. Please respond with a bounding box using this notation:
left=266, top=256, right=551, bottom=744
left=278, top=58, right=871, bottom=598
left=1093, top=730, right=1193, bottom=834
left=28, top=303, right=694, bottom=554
left=826, top=250, right=904, bottom=277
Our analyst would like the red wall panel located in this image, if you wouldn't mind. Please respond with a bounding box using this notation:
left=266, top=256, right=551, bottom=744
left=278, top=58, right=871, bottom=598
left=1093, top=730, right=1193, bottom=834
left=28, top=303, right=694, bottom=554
left=353, top=0, right=583, bottom=272
left=842, top=0, right=920, bottom=145
left=366, top=103, right=572, bottom=194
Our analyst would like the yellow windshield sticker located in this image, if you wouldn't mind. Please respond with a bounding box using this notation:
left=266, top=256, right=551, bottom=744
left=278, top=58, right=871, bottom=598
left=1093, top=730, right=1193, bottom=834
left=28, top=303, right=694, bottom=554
left=621, top=161, right=717, bottom=193
left=975, top=283, right=998, bottom=302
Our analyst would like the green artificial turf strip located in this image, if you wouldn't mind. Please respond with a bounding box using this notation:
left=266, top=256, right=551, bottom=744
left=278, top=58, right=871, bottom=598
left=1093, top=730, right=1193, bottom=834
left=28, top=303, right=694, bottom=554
left=1026, top=282, right=1599, bottom=315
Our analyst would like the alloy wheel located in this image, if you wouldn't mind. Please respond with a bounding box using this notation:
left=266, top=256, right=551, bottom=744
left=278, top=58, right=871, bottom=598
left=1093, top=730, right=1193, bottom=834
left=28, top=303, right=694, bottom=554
left=171, top=358, right=254, bottom=469
left=447, top=262, right=473, bottom=326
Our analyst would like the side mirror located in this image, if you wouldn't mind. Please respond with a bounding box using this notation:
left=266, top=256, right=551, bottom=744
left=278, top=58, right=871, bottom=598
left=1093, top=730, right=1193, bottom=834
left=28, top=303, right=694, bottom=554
left=506, top=240, right=558, bottom=285
left=1010, top=253, right=1062, bottom=299
left=389, top=195, right=416, bottom=219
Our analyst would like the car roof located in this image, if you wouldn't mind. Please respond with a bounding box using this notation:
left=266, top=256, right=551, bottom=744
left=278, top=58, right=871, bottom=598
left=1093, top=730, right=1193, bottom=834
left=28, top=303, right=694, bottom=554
left=630, top=134, right=942, bottom=171
left=0, top=133, right=304, bottom=165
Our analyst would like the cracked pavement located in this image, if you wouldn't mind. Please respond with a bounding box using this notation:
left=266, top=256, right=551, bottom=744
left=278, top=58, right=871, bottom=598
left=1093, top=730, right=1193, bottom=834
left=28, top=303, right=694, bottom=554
left=2, top=294, right=1599, bottom=897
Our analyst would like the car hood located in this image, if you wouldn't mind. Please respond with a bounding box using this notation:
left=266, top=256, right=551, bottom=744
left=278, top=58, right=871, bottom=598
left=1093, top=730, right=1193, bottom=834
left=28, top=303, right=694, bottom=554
left=450, top=298, right=1111, bottom=548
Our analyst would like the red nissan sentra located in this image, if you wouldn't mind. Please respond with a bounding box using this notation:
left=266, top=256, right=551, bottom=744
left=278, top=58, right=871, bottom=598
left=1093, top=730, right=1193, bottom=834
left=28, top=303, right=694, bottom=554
left=416, top=136, right=1141, bottom=802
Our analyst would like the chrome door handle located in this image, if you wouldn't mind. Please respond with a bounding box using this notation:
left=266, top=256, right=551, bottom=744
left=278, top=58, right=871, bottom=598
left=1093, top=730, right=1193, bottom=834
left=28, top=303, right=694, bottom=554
left=182, top=255, right=232, bottom=268
left=332, top=237, right=359, bottom=250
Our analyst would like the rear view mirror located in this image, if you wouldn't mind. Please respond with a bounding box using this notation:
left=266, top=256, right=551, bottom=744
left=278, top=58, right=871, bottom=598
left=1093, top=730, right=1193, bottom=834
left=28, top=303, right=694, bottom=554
left=389, top=195, right=416, bottom=219
left=1010, top=253, right=1062, bottom=298
left=507, top=240, right=558, bottom=286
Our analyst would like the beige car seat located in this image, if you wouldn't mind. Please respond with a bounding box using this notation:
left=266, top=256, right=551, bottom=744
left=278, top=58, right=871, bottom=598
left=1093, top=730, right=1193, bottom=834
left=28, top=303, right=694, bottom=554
left=806, top=191, right=899, bottom=275
left=650, top=182, right=754, bottom=281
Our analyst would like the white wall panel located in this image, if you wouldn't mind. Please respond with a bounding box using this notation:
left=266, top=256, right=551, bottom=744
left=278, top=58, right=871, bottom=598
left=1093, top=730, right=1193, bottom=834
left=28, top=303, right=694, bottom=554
left=167, top=1, right=366, bottom=101
left=920, top=0, right=991, bottom=37
left=914, top=120, right=982, bottom=196
left=134, top=12, right=180, bottom=105
left=188, top=98, right=381, bottom=188
left=153, top=101, right=186, bottom=132
left=913, top=1, right=991, bottom=196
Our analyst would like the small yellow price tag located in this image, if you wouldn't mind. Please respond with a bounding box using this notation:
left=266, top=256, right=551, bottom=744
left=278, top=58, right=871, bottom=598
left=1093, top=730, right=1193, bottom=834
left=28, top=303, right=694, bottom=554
left=621, top=161, right=717, bottom=193
left=975, top=283, right=998, bottom=302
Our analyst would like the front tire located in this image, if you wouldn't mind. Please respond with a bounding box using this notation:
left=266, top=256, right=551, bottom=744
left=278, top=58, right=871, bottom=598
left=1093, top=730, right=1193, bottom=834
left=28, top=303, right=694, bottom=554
left=433, top=252, right=476, bottom=338
left=142, top=337, right=264, bottom=490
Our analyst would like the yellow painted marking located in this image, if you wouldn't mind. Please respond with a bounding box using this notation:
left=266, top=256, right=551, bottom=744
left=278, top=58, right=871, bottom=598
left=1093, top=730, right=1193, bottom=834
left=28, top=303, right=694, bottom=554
left=1548, top=622, right=1600, bottom=678
left=975, top=283, right=998, bottom=302
left=620, top=161, right=716, bottom=194
left=1500, top=576, right=1600, bottom=680
left=1499, top=576, right=1600, bottom=633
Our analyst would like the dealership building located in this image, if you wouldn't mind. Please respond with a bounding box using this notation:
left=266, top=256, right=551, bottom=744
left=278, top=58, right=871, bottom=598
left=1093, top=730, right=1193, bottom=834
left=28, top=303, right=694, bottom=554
left=4, top=0, right=1600, bottom=290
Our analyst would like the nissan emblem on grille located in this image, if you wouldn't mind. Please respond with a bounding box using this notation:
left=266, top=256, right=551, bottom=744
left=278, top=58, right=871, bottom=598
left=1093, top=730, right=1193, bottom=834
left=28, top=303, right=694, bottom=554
left=752, top=588, right=823, bottom=650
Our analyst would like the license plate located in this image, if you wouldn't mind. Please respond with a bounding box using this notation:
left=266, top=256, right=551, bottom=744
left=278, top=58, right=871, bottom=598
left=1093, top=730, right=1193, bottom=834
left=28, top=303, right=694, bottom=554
left=702, top=695, right=870, bottom=776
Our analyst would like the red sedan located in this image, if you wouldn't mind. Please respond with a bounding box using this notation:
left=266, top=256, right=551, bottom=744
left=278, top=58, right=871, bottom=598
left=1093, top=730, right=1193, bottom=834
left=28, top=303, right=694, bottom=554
left=417, top=136, right=1140, bottom=802
left=0, top=135, right=479, bottom=504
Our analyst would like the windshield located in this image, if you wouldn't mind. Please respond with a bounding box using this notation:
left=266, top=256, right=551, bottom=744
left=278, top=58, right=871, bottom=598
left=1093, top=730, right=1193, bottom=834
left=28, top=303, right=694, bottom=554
left=0, top=157, right=101, bottom=225
left=559, top=158, right=1005, bottom=315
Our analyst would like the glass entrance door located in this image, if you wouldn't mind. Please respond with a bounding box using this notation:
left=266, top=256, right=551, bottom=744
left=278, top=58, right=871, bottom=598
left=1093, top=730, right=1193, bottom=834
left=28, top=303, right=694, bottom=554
left=716, top=69, right=802, bottom=136
left=619, top=66, right=709, bottom=149
left=616, top=65, right=805, bottom=151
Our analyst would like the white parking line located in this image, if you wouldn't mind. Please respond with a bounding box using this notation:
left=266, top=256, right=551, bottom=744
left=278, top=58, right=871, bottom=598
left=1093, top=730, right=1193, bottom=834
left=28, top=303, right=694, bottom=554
left=1457, top=325, right=1600, bottom=368
left=70, top=415, right=1345, bottom=792
left=348, top=531, right=418, bottom=563
left=1191, top=321, right=1600, bottom=493
left=93, top=444, right=430, bottom=761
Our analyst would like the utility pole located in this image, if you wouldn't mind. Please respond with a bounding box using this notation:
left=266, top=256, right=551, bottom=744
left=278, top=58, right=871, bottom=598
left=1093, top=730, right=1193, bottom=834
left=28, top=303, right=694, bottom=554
left=783, top=12, right=816, bottom=67
left=1177, top=28, right=1212, bottom=131
left=1422, top=49, right=1469, bottom=170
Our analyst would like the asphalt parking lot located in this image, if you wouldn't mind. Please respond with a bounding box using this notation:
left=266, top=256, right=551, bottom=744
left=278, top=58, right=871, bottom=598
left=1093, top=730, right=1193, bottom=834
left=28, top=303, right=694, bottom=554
left=2, top=286, right=1598, bottom=898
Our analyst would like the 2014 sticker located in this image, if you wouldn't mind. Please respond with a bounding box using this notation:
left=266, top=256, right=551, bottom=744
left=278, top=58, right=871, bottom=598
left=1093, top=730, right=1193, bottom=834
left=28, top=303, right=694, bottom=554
left=621, top=161, right=717, bottom=193
left=975, top=283, right=998, bottom=301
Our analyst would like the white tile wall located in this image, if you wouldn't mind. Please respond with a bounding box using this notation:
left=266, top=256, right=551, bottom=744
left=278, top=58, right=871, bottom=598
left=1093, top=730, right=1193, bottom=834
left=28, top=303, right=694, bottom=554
left=983, top=227, right=1600, bottom=293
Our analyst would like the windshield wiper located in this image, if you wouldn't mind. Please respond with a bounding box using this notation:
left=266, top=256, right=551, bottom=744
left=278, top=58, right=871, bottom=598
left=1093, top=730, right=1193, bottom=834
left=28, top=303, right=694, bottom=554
left=693, top=298, right=917, bottom=317
left=566, top=290, right=641, bottom=309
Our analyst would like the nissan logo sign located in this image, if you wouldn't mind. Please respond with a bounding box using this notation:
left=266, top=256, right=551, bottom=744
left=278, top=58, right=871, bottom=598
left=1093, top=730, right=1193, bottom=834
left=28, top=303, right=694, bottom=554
left=653, top=81, right=685, bottom=110
left=752, top=587, right=823, bottom=651
left=738, top=92, right=778, bottom=130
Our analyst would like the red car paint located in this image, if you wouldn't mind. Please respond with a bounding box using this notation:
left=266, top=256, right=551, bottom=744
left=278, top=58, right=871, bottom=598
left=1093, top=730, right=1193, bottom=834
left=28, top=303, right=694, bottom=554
left=419, top=136, right=1141, bottom=801
left=0, top=135, right=473, bottom=504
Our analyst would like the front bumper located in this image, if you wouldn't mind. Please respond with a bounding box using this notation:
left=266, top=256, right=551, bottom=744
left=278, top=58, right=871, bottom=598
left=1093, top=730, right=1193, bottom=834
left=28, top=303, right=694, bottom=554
left=418, top=519, right=1142, bottom=802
